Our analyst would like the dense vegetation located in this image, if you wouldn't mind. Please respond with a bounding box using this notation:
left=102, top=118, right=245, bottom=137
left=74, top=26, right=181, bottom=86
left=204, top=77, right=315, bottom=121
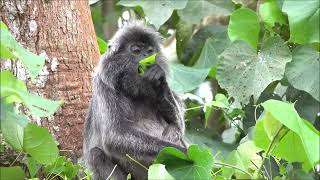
left=1, top=0, right=319, bottom=179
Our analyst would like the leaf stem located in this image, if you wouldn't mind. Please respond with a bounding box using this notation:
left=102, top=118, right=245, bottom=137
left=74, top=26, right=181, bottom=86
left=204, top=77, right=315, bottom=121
left=185, top=105, right=204, bottom=111
left=10, top=151, right=23, bottom=166
left=126, top=154, right=148, bottom=171
left=255, top=125, right=285, bottom=178
left=214, top=162, right=253, bottom=178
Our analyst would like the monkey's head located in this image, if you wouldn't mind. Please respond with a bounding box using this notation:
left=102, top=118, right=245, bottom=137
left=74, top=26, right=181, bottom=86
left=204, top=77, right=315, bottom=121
left=107, top=22, right=162, bottom=64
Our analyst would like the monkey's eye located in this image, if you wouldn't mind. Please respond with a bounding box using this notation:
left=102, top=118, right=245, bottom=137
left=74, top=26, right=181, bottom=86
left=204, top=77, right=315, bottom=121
left=147, top=46, right=154, bottom=54
left=130, top=45, right=141, bottom=54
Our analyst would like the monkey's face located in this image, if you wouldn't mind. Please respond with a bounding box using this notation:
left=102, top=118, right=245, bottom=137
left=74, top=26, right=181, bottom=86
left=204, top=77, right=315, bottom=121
left=125, top=41, right=157, bottom=63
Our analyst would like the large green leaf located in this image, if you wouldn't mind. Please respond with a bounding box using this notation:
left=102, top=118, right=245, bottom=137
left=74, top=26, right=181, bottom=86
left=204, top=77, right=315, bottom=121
left=154, top=144, right=214, bottom=180
left=118, top=0, right=187, bottom=29
left=0, top=22, right=45, bottom=79
left=228, top=8, right=260, bottom=49
left=222, top=141, right=261, bottom=179
left=23, top=123, right=59, bottom=165
left=0, top=112, right=24, bottom=150
left=0, top=70, right=63, bottom=117
left=0, top=166, right=25, bottom=180
left=285, top=46, right=319, bottom=101
left=168, top=64, right=209, bottom=93
left=259, top=0, right=287, bottom=27
left=217, top=37, right=291, bottom=104
left=254, top=100, right=320, bottom=171
left=148, top=164, right=175, bottom=180
left=282, top=0, right=319, bottom=44
left=178, top=0, right=233, bottom=24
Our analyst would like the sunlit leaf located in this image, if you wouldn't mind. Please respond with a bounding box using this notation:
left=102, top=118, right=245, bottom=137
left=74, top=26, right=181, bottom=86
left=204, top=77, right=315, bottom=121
left=259, top=0, right=286, bottom=27
left=282, top=0, right=319, bottom=44
left=0, top=166, right=25, bottom=180
left=0, top=70, right=63, bottom=117
left=148, top=164, right=175, bottom=180
left=228, top=8, right=260, bottom=49
left=97, top=37, right=108, bottom=54
left=23, top=123, right=59, bottom=165
left=0, top=22, right=45, bottom=79
left=254, top=100, right=320, bottom=171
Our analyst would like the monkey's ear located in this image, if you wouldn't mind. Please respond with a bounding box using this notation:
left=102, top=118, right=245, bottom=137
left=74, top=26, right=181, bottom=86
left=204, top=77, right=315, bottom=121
left=108, top=44, right=120, bottom=54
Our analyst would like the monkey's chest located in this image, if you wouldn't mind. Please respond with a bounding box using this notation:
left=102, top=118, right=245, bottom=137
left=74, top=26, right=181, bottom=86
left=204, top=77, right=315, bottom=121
left=132, top=103, right=167, bottom=137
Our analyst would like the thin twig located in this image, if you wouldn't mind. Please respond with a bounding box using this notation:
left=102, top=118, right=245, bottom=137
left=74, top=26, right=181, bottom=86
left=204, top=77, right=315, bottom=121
left=106, top=164, right=118, bottom=180
left=126, top=154, right=148, bottom=171
left=214, top=162, right=253, bottom=178
left=254, top=104, right=260, bottom=121
left=255, top=125, right=285, bottom=178
left=185, top=105, right=204, bottom=111
left=10, top=151, right=23, bottom=166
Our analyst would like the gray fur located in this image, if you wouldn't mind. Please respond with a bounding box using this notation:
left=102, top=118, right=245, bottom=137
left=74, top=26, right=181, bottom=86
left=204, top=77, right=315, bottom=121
left=83, top=22, right=186, bottom=180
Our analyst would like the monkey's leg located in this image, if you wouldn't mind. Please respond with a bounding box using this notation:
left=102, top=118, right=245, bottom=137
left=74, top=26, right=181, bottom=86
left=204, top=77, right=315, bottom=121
left=88, top=147, right=127, bottom=180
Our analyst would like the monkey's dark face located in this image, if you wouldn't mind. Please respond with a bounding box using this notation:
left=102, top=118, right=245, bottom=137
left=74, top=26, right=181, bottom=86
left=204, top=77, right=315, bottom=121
left=127, top=41, right=156, bottom=62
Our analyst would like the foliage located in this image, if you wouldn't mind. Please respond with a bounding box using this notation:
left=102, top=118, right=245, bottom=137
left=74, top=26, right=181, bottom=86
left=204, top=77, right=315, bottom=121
left=0, top=22, right=83, bottom=180
left=96, top=36, right=108, bottom=54
left=1, top=0, right=319, bottom=179
left=117, top=0, right=320, bottom=179
left=154, top=144, right=214, bottom=180
left=138, top=54, right=156, bottom=76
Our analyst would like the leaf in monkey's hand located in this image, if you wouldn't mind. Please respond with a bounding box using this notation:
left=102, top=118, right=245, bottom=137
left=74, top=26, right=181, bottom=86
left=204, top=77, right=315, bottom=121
left=138, top=54, right=157, bottom=76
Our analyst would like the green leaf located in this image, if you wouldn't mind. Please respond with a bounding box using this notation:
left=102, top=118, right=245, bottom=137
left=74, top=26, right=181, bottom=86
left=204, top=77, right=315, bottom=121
left=0, top=70, right=27, bottom=103
left=254, top=100, right=320, bottom=170
left=285, top=46, right=319, bottom=101
left=0, top=22, right=45, bottom=79
left=148, top=164, right=175, bottom=180
left=23, top=123, right=59, bottom=165
left=0, top=102, right=29, bottom=127
left=27, top=156, right=40, bottom=178
left=0, top=112, right=24, bottom=150
left=45, top=156, right=81, bottom=179
left=118, top=0, right=187, bottom=29
left=155, top=144, right=214, bottom=180
left=178, top=0, right=233, bottom=24
left=0, top=166, right=25, bottom=180
left=228, top=8, right=260, bottom=49
left=217, top=37, right=292, bottom=104
left=185, top=130, right=237, bottom=161
left=259, top=0, right=286, bottom=27
left=168, top=64, right=210, bottom=93
left=222, top=141, right=261, bottom=179
left=194, top=31, right=231, bottom=69
left=282, top=0, right=319, bottom=44
left=97, top=37, right=108, bottom=54
left=138, top=54, right=156, bottom=76
left=176, top=20, right=193, bottom=60
left=211, top=93, right=229, bottom=109
left=0, top=70, right=63, bottom=117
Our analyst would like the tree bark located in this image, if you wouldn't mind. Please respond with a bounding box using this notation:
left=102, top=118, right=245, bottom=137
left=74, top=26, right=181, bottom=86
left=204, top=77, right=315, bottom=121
left=1, top=0, right=100, bottom=158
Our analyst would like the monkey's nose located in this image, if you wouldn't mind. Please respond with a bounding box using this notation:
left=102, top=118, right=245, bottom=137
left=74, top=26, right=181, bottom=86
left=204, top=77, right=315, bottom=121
left=142, top=53, right=148, bottom=57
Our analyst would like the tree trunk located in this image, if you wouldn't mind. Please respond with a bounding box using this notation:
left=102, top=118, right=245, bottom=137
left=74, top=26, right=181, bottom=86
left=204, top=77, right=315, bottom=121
left=1, top=0, right=100, bottom=158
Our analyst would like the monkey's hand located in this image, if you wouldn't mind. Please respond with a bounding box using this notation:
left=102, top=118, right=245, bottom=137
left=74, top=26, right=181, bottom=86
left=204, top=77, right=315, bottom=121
left=143, top=63, right=166, bottom=88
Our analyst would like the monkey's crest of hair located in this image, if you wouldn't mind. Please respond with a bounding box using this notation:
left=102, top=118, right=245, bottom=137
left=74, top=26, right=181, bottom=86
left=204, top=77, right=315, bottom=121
left=108, top=21, right=162, bottom=53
